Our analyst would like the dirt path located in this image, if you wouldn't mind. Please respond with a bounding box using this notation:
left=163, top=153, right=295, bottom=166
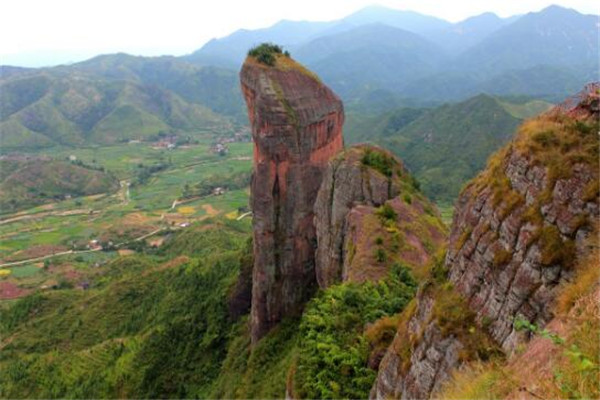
left=236, top=211, right=252, bottom=220
left=0, top=226, right=170, bottom=268
left=0, top=208, right=94, bottom=226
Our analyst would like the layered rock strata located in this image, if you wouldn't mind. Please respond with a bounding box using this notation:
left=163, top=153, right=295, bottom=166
left=371, top=83, right=599, bottom=399
left=240, top=54, right=344, bottom=343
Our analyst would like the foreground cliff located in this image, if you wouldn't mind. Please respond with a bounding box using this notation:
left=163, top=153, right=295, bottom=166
left=371, top=83, right=599, bottom=399
left=240, top=47, right=344, bottom=343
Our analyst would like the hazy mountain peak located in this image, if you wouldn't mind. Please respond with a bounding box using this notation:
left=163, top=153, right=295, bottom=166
left=342, top=4, right=451, bottom=33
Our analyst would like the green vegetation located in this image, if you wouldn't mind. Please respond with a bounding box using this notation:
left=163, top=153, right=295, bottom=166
left=0, top=159, right=119, bottom=213
left=1, top=219, right=420, bottom=399
left=440, top=249, right=599, bottom=400
left=211, top=319, right=299, bottom=399
left=247, top=43, right=288, bottom=66
left=0, top=141, right=253, bottom=264
left=0, top=70, right=232, bottom=149
left=294, top=266, right=417, bottom=399
left=361, top=147, right=396, bottom=177
left=345, top=94, right=536, bottom=203
left=0, top=220, right=251, bottom=398
left=376, top=203, right=397, bottom=221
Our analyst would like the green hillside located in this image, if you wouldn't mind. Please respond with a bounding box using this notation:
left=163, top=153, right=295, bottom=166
left=71, top=54, right=246, bottom=121
left=0, top=218, right=416, bottom=398
left=344, top=94, right=548, bottom=203
left=0, top=71, right=229, bottom=149
left=0, top=159, right=119, bottom=213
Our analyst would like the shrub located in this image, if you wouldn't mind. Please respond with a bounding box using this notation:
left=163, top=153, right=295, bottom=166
left=248, top=43, right=284, bottom=66
left=374, top=248, right=387, bottom=263
left=492, top=249, right=512, bottom=268
left=361, top=148, right=395, bottom=177
left=538, top=226, right=576, bottom=268
left=294, top=267, right=417, bottom=399
left=376, top=203, right=397, bottom=222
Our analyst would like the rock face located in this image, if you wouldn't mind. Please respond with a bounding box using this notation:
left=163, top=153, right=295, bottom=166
left=371, top=292, right=463, bottom=399
left=240, top=54, right=344, bottom=343
left=371, top=83, right=599, bottom=399
left=446, top=84, right=599, bottom=351
left=314, top=145, right=447, bottom=288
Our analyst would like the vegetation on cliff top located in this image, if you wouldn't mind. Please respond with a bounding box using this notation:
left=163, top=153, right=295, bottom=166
left=462, top=97, right=599, bottom=273
left=247, top=43, right=289, bottom=66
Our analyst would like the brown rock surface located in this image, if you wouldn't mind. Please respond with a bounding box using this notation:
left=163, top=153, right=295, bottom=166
left=240, top=54, right=344, bottom=343
left=371, top=84, right=599, bottom=399
left=314, top=145, right=447, bottom=288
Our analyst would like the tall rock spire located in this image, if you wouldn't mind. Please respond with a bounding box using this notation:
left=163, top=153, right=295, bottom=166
left=240, top=47, right=344, bottom=343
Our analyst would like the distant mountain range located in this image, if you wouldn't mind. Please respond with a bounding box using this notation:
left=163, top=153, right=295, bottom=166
left=0, top=4, right=596, bottom=151
left=0, top=67, right=232, bottom=149
left=0, top=54, right=248, bottom=149
left=187, top=5, right=598, bottom=102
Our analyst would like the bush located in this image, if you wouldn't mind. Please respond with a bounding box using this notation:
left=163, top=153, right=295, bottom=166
left=294, top=267, right=417, bottom=399
left=248, top=43, right=284, bottom=66
left=374, top=248, right=387, bottom=263
left=361, top=148, right=395, bottom=177
left=376, top=203, right=397, bottom=222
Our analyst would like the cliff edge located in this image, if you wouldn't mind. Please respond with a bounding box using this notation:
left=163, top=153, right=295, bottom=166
left=371, top=83, right=599, bottom=399
left=240, top=47, right=344, bottom=343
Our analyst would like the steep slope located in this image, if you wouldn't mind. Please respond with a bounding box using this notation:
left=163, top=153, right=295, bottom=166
left=0, top=221, right=253, bottom=398
left=314, top=145, right=447, bottom=288
left=0, top=70, right=228, bottom=148
left=344, top=95, right=552, bottom=205
left=371, top=83, right=599, bottom=399
left=240, top=47, right=344, bottom=343
left=440, top=255, right=599, bottom=399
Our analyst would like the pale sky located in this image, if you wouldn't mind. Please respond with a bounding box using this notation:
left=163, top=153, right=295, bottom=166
left=1, top=0, right=598, bottom=67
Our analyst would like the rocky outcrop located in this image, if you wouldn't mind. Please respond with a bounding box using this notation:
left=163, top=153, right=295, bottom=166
left=240, top=54, right=344, bottom=343
left=371, top=83, right=599, bottom=399
left=446, top=84, right=599, bottom=351
left=371, top=292, right=463, bottom=400
left=314, top=145, right=447, bottom=288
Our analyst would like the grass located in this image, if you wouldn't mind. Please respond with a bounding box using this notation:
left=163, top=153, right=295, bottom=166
left=439, top=361, right=516, bottom=399
left=556, top=246, right=599, bottom=314
left=438, top=252, right=600, bottom=400
left=7, top=264, right=42, bottom=278
left=538, top=225, right=576, bottom=268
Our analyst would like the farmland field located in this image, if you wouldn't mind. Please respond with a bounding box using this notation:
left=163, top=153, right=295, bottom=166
left=0, top=137, right=253, bottom=302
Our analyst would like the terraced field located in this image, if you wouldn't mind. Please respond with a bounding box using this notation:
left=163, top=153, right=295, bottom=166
left=0, top=139, right=253, bottom=301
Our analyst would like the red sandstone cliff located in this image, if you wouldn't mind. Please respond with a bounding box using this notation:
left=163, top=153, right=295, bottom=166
left=371, top=83, right=599, bottom=399
left=240, top=54, right=344, bottom=343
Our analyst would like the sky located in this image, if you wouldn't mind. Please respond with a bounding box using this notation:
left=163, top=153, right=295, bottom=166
left=1, top=0, right=598, bottom=67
